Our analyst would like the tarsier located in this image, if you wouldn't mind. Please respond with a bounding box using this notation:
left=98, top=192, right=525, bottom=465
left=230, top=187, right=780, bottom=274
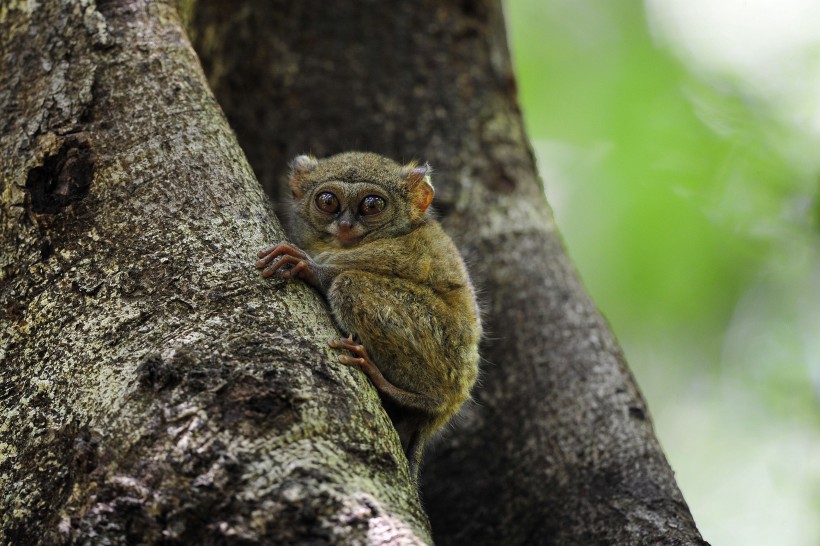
left=256, top=152, right=481, bottom=475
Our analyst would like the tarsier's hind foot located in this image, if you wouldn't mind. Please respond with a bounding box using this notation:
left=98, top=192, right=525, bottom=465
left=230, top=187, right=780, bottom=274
left=328, top=335, right=439, bottom=413
left=328, top=335, right=415, bottom=404
left=329, top=335, right=428, bottom=477
left=328, top=335, right=373, bottom=369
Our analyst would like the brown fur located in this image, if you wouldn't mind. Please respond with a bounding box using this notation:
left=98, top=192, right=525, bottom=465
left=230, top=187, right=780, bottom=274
left=259, top=152, right=481, bottom=474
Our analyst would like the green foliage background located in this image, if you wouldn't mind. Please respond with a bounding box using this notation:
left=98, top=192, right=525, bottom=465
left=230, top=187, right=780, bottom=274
left=505, top=1, right=820, bottom=544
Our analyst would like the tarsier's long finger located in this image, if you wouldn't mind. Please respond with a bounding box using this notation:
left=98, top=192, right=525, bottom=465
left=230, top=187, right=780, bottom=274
left=328, top=337, right=366, bottom=356
left=256, top=242, right=307, bottom=265
left=262, top=254, right=300, bottom=278
left=256, top=251, right=279, bottom=268
left=275, top=242, right=307, bottom=258
left=257, top=245, right=278, bottom=259
left=338, top=355, right=367, bottom=367
left=280, top=260, right=308, bottom=280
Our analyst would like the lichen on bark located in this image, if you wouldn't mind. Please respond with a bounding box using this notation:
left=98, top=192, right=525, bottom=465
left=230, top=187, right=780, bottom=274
left=1, top=1, right=430, bottom=544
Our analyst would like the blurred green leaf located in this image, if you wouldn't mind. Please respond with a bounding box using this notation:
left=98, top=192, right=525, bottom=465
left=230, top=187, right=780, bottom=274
left=506, top=1, right=820, bottom=544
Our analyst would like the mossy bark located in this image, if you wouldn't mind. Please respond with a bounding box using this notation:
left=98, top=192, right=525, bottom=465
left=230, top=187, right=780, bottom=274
left=0, top=1, right=429, bottom=544
left=190, top=1, right=709, bottom=545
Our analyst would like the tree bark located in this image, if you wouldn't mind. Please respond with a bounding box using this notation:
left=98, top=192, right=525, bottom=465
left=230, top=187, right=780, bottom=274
left=190, top=1, right=709, bottom=545
left=1, top=1, right=429, bottom=544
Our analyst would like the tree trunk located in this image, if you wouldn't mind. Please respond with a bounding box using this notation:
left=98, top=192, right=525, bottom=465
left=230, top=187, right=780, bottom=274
left=1, top=2, right=429, bottom=544
left=190, top=1, right=709, bottom=545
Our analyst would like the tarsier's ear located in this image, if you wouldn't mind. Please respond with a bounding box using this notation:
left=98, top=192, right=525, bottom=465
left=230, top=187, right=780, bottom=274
left=402, top=162, right=434, bottom=213
left=289, top=155, right=319, bottom=198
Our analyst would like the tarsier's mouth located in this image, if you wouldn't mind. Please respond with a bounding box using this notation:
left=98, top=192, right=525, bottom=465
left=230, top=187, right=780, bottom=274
left=330, top=224, right=364, bottom=247
left=336, top=232, right=363, bottom=247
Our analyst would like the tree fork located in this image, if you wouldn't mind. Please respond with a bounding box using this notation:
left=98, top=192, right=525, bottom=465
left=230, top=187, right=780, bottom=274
left=190, top=1, right=709, bottom=544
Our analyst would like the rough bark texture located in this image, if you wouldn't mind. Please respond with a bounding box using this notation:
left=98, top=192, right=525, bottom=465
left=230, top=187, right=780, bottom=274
left=0, top=1, right=429, bottom=544
left=190, top=1, right=709, bottom=545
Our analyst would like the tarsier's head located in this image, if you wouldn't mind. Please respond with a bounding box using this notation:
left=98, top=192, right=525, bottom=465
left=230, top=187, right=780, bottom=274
left=287, top=152, right=434, bottom=249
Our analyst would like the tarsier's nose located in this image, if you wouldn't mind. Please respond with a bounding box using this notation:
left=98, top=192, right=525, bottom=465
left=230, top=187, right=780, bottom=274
left=335, top=219, right=359, bottom=246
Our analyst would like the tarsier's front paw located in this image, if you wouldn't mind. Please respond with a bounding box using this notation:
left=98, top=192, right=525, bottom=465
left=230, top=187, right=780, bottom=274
left=256, top=242, right=319, bottom=287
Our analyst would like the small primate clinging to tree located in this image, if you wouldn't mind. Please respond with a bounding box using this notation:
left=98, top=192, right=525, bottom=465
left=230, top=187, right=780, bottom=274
left=257, top=152, right=481, bottom=475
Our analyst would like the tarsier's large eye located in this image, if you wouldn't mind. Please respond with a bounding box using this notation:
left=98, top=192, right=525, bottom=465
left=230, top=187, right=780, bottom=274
left=359, top=195, right=386, bottom=216
left=315, top=192, right=340, bottom=214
